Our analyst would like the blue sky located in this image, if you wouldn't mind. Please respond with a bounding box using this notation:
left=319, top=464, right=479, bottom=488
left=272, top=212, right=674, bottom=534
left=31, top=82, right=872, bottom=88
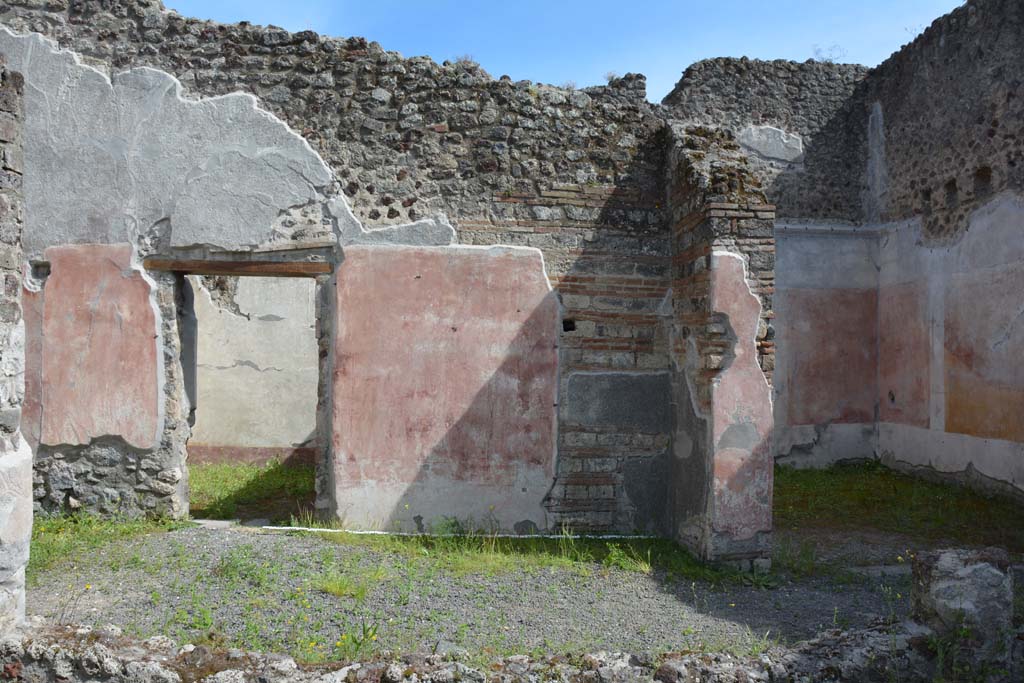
left=165, top=0, right=963, bottom=102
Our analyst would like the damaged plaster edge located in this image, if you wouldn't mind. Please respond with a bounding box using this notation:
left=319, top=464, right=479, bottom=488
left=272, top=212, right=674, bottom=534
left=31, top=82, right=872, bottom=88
left=1, top=24, right=340, bottom=255
left=326, top=196, right=455, bottom=249
left=538, top=244, right=558, bottom=523
left=736, top=124, right=805, bottom=163
left=684, top=336, right=710, bottom=421
left=710, top=249, right=772, bottom=402
left=774, top=422, right=879, bottom=467
left=967, top=189, right=1024, bottom=224
left=0, top=26, right=331, bottom=179
left=878, top=422, right=1024, bottom=494
left=188, top=275, right=249, bottom=320
left=128, top=245, right=167, bottom=452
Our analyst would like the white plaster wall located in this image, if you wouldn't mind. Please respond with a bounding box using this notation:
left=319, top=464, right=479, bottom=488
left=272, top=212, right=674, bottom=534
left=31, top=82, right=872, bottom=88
left=775, top=196, right=1024, bottom=498
left=876, top=194, right=1024, bottom=497
left=188, top=276, right=318, bottom=450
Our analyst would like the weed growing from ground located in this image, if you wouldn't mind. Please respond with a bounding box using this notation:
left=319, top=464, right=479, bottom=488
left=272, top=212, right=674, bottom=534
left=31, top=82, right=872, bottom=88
left=602, top=543, right=652, bottom=574
left=315, top=567, right=387, bottom=604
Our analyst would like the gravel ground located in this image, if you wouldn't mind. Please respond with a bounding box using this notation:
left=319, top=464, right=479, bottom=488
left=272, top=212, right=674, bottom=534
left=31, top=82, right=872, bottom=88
left=27, top=526, right=910, bottom=662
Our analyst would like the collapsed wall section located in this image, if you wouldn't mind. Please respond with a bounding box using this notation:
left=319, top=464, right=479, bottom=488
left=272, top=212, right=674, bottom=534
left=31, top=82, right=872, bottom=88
left=0, top=57, right=28, bottom=635
left=851, top=0, right=1024, bottom=238
left=663, top=57, right=869, bottom=222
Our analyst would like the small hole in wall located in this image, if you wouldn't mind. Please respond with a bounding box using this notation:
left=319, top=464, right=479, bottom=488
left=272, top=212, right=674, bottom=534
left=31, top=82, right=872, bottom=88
left=944, top=179, right=959, bottom=209
left=973, top=166, right=993, bottom=197
left=30, top=261, right=51, bottom=281
left=920, top=188, right=932, bottom=216
left=562, top=319, right=576, bottom=332
left=888, top=390, right=896, bottom=404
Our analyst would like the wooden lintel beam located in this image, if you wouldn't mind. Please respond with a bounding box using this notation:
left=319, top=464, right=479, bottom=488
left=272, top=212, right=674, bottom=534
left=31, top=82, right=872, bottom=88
left=143, top=258, right=332, bottom=278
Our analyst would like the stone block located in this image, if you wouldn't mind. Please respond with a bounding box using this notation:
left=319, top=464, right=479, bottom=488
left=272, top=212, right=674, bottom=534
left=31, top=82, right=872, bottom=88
left=912, top=547, right=1014, bottom=666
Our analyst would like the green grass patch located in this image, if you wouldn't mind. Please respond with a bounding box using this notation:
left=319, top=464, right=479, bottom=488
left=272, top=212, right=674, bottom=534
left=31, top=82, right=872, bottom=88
left=213, top=543, right=277, bottom=588
left=315, top=567, right=388, bottom=603
left=774, top=461, right=1024, bottom=553
left=306, top=525, right=759, bottom=585
left=29, top=514, right=186, bottom=583
left=189, top=461, right=315, bottom=521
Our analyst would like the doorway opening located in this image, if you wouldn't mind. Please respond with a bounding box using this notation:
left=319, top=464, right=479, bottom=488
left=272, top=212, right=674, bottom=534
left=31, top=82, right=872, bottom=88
left=181, top=274, right=320, bottom=524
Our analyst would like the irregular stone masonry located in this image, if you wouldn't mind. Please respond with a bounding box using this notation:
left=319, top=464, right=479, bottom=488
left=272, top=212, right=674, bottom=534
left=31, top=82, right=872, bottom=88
left=663, top=0, right=1024, bottom=241
left=0, top=0, right=1018, bottom=568
left=853, top=0, right=1024, bottom=240
left=0, top=56, right=28, bottom=635
left=0, top=0, right=680, bottom=534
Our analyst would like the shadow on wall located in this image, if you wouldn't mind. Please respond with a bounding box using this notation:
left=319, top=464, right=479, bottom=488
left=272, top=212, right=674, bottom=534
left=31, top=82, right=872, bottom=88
left=329, top=245, right=561, bottom=534
left=328, top=106, right=678, bottom=535
left=389, top=300, right=561, bottom=536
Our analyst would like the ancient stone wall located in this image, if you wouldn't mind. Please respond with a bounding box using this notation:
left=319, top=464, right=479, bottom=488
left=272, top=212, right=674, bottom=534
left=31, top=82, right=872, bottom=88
left=0, top=23, right=335, bottom=518
left=675, top=0, right=1024, bottom=233
left=0, top=0, right=680, bottom=534
left=664, top=124, right=774, bottom=566
left=663, top=57, right=869, bottom=221
left=0, top=56, right=28, bottom=635
left=771, top=0, right=1024, bottom=501
left=853, top=0, right=1024, bottom=238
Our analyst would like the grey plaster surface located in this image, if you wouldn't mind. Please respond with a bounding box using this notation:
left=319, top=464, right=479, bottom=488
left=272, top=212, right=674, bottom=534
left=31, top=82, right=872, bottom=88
left=565, top=372, right=671, bottom=434
left=774, top=228, right=880, bottom=290
left=737, top=125, right=804, bottom=162
left=0, top=27, right=334, bottom=256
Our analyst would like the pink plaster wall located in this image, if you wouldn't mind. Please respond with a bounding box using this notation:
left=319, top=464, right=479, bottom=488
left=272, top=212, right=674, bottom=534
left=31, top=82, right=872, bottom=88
left=780, top=288, right=878, bottom=426
left=23, top=244, right=160, bottom=450
left=878, top=283, right=930, bottom=427
left=944, top=263, right=1024, bottom=443
left=709, top=253, right=773, bottom=544
left=331, top=245, right=559, bottom=531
